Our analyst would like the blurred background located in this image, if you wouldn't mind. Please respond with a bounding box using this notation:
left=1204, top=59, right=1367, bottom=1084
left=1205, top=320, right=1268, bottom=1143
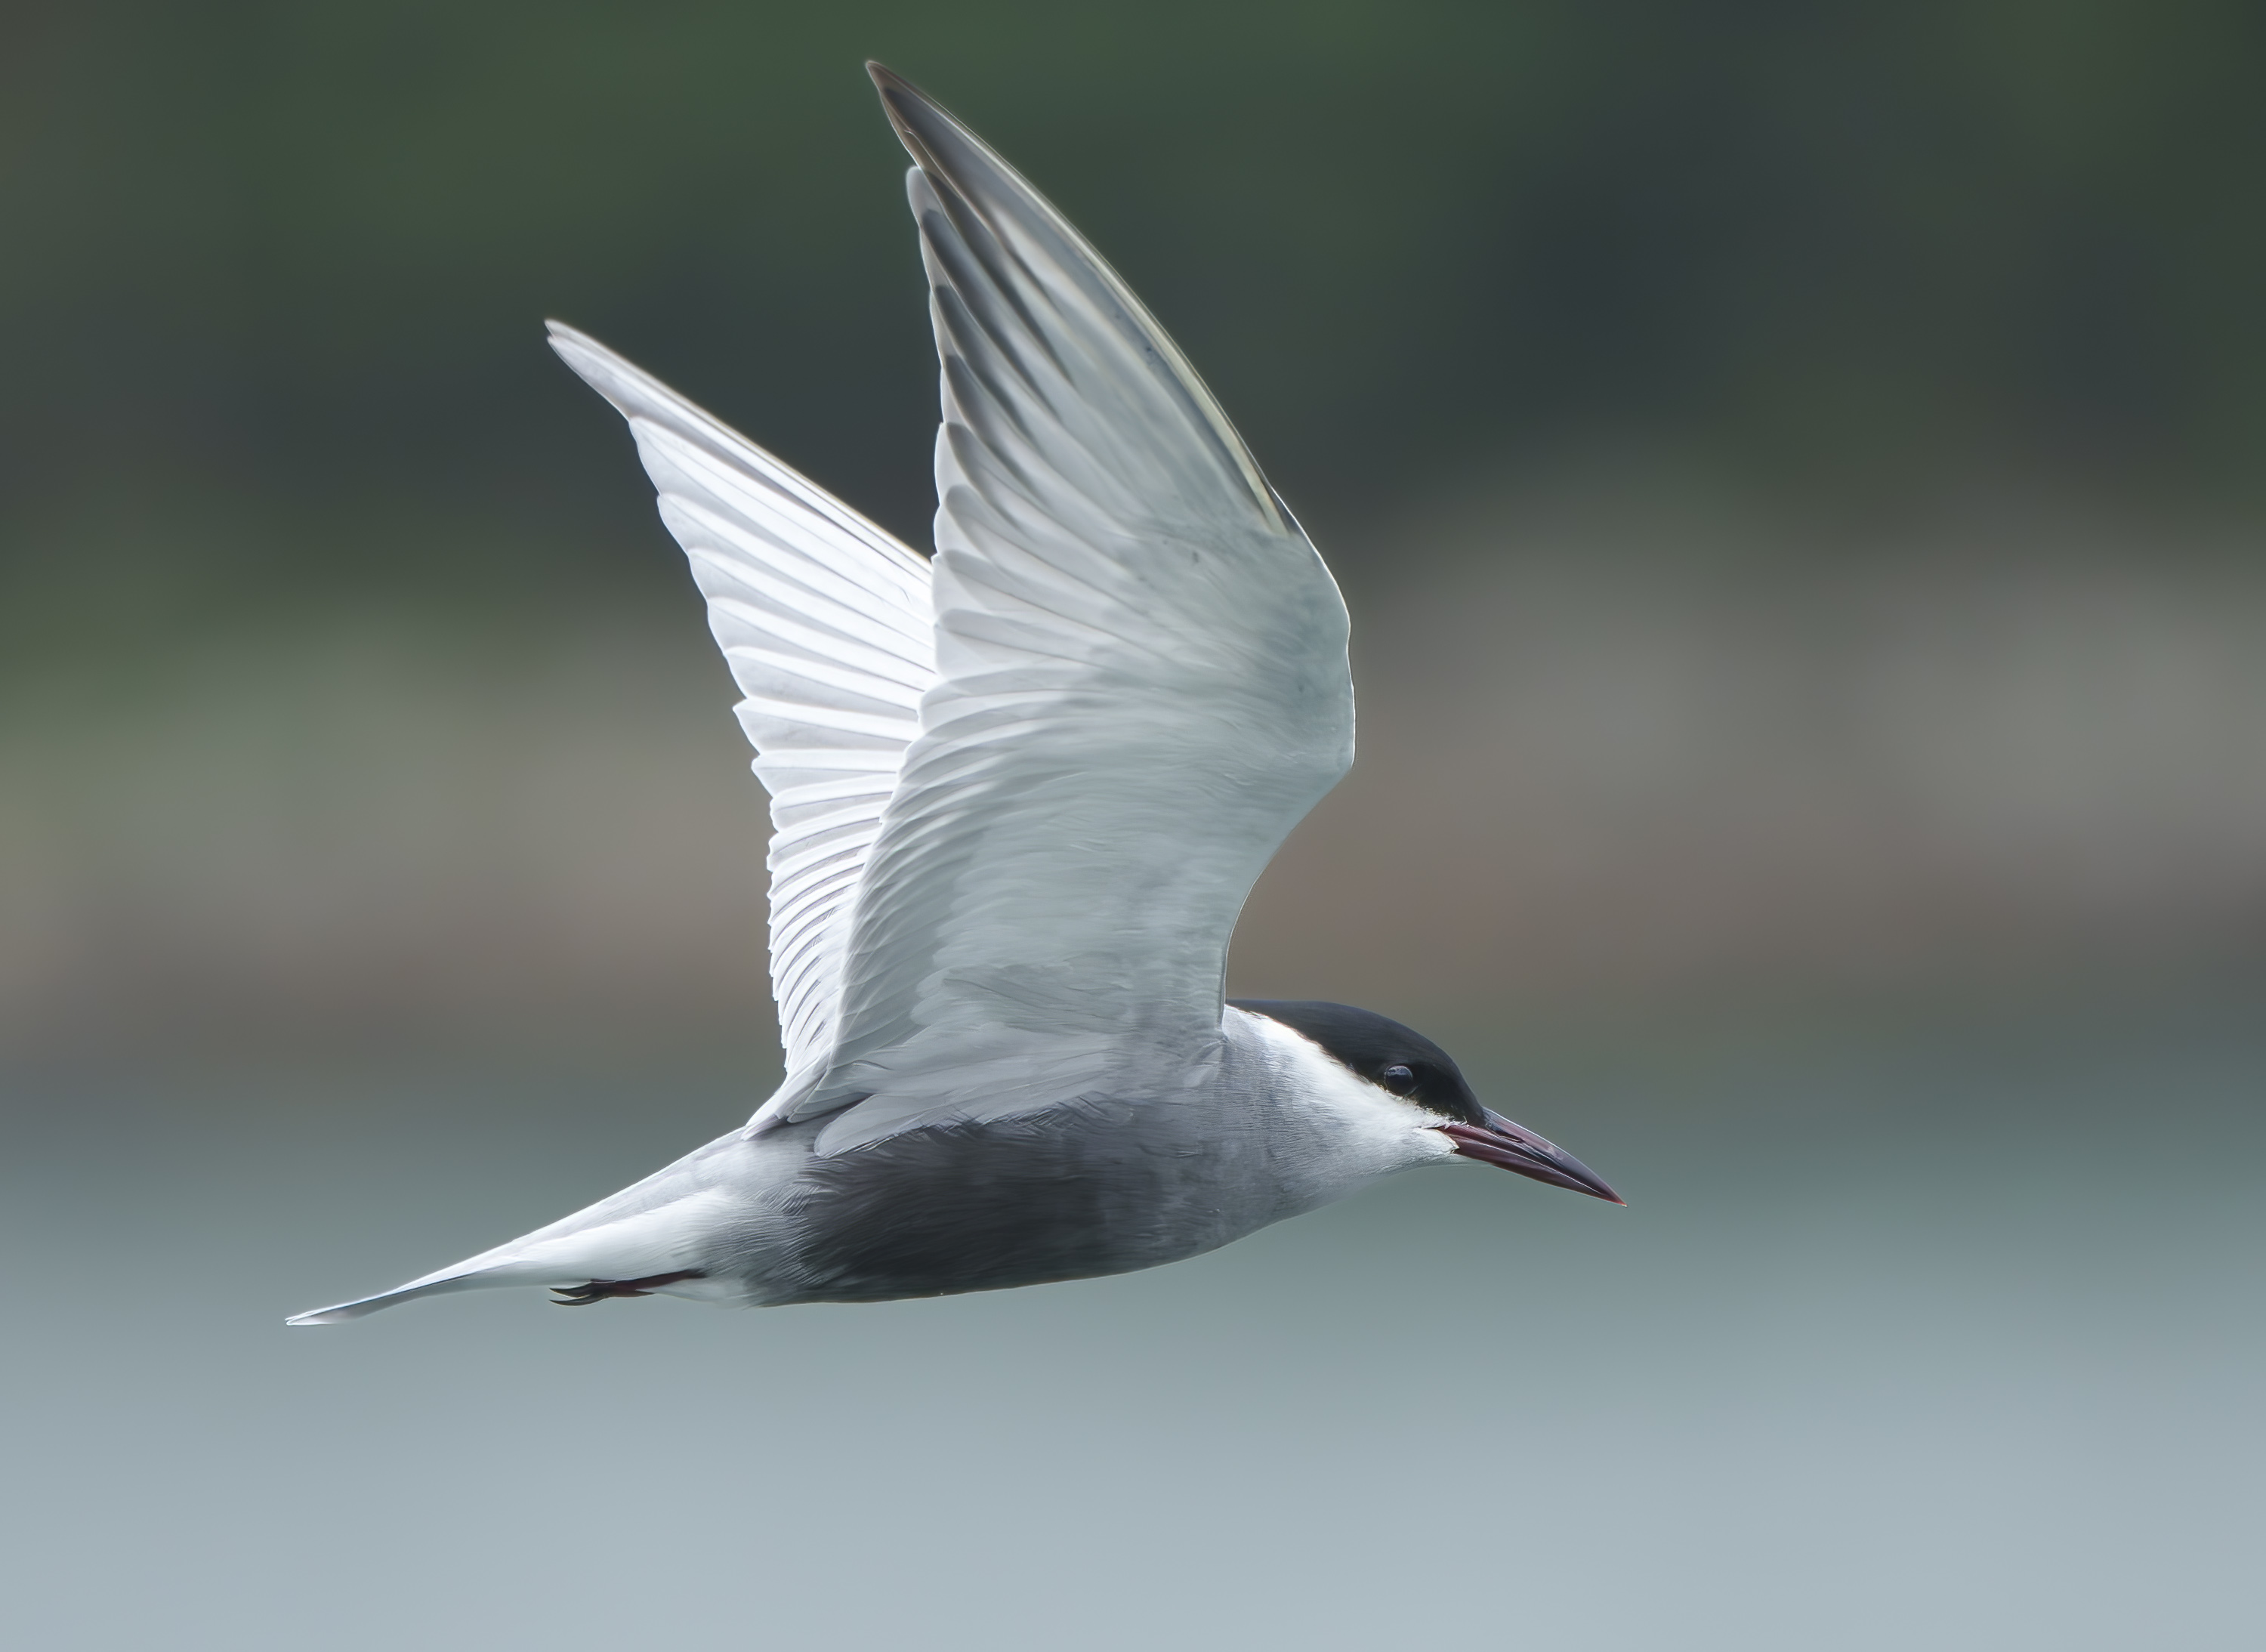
left=3, top=3, right=2261, bottom=1648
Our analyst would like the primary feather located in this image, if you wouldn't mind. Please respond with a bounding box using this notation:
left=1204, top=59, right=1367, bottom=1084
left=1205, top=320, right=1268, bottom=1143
left=783, top=68, right=1356, bottom=1148
left=546, top=323, right=937, bottom=1075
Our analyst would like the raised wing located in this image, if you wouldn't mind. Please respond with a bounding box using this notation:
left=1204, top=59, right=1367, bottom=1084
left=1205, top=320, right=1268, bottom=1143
left=548, top=323, right=937, bottom=1074
left=777, top=67, right=1354, bottom=1148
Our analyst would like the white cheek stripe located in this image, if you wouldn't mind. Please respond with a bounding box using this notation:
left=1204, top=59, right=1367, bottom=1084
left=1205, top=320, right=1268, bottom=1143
left=1233, top=1008, right=1461, bottom=1175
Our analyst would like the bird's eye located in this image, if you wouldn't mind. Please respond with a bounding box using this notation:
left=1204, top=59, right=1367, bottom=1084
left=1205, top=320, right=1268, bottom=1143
left=1379, top=1064, right=1416, bottom=1093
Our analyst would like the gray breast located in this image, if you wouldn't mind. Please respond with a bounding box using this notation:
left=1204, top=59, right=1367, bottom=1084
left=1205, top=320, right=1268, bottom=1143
left=761, top=1067, right=1291, bottom=1305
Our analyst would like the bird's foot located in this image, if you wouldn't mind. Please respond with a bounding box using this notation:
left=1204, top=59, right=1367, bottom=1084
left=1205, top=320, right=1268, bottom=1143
left=550, top=1269, right=706, bottom=1307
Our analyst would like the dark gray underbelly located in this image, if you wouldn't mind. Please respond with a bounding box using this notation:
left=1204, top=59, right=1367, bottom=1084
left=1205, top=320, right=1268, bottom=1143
left=766, top=1100, right=1271, bottom=1304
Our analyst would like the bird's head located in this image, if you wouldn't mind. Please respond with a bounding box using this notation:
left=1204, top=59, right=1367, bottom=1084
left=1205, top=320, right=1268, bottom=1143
left=1230, top=999, right=1623, bottom=1204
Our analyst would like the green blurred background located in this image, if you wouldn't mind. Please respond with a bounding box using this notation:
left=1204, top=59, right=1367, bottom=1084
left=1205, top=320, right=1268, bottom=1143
left=3, top=4, right=2261, bottom=1648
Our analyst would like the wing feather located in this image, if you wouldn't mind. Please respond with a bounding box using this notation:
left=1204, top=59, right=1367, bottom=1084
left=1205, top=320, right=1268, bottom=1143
left=548, top=323, right=937, bottom=1074
left=773, top=69, right=1353, bottom=1148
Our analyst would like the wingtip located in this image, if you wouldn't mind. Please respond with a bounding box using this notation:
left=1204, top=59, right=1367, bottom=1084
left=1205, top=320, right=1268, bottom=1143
left=863, top=51, right=1287, bottom=538
left=863, top=62, right=953, bottom=171
left=544, top=321, right=631, bottom=388
left=864, top=60, right=916, bottom=100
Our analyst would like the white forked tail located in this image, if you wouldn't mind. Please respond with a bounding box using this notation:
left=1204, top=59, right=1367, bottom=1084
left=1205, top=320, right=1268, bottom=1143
left=286, top=1258, right=572, bottom=1325
left=286, top=1160, right=742, bottom=1325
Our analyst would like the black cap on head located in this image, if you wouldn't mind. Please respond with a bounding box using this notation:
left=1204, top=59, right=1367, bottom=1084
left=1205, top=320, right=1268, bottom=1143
left=1230, top=1000, right=1483, bottom=1124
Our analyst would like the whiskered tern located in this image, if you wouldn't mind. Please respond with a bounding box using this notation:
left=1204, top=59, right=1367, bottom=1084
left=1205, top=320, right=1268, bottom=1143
left=289, top=64, right=1619, bottom=1327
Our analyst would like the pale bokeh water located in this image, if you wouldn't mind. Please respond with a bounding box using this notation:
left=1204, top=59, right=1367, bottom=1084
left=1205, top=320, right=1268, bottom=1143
left=5, top=999, right=2258, bottom=1650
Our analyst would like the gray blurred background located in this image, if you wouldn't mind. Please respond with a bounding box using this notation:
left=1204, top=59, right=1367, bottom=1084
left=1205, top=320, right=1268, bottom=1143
left=3, top=3, right=2261, bottom=1648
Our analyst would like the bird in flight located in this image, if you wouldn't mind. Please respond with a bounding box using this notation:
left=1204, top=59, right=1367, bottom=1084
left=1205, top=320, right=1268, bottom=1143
left=289, top=64, right=1619, bottom=1326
